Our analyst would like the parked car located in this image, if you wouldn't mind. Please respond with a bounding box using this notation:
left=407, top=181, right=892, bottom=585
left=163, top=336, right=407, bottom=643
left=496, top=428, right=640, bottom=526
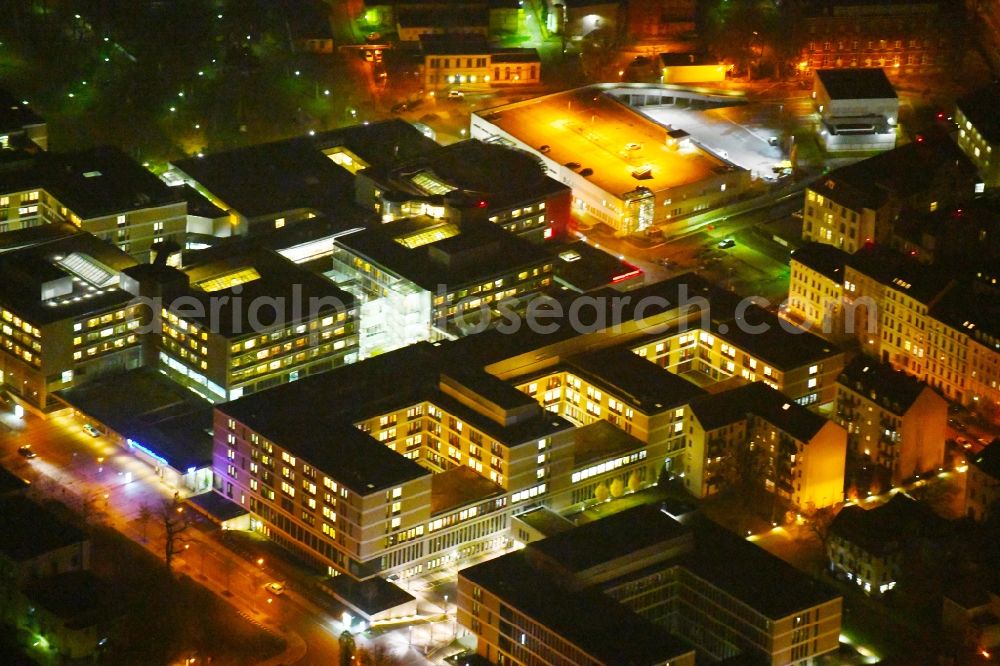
left=17, top=445, right=36, bottom=459
left=83, top=423, right=100, bottom=437
left=390, top=102, right=408, bottom=113
left=717, top=238, right=736, bottom=249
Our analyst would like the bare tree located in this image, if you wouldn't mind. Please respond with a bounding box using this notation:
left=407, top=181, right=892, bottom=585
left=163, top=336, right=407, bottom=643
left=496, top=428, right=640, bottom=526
left=137, top=503, right=153, bottom=543
left=159, top=497, right=190, bottom=572
left=801, top=503, right=837, bottom=550
left=716, top=436, right=771, bottom=533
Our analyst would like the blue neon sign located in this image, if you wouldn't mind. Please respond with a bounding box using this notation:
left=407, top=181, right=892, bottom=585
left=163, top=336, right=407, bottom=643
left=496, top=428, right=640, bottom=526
left=126, top=438, right=169, bottom=467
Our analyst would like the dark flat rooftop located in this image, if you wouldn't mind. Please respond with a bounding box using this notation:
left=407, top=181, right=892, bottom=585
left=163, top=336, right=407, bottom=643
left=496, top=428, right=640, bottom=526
left=512, top=506, right=575, bottom=538
left=847, top=245, right=956, bottom=305
left=572, top=419, right=646, bottom=468
left=568, top=347, right=706, bottom=413
left=679, top=513, right=840, bottom=620
left=812, top=131, right=977, bottom=212
left=337, top=218, right=552, bottom=291
left=0, top=146, right=182, bottom=220
left=551, top=240, right=642, bottom=292
left=530, top=503, right=692, bottom=574
left=55, top=367, right=214, bottom=472
left=366, top=139, right=567, bottom=213
left=218, top=343, right=573, bottom=491
left=816, top=68, right=897, bottom=100
left=461, top=551, right=695, bottom=665
left=791, top=242, right=849, bottom=283
left=431, top=464, right=504, bottom=515
left=690, top=382, right=828, bottom=441
left=930, top=282, right=1000, bottom=340
left=0, top=495, right=87, bottom=562
left=837, top=355, right=932, bottom=415
left=174, top=247, right=355, bottom=337
left=323, top=575, right=415, bottom=618
left=187, top=491, right=248, bottom=523
left=713, top=308, right=840, bottom=371
left=0, top=230, right=138, bottom=325
left=23, top=571, right=108, bottom=626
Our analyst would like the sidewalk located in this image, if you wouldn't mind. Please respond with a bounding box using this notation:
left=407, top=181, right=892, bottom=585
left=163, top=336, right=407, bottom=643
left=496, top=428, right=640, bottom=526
left=26, top=455, right=309, bottom=665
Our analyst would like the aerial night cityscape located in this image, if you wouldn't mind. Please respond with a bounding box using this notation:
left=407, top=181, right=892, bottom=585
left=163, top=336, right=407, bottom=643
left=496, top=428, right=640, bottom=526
left=0, top=1, right=998, bottom=665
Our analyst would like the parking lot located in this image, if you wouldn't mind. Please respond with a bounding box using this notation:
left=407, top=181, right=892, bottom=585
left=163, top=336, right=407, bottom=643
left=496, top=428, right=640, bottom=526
left=639, top=102, right=790, bottom=179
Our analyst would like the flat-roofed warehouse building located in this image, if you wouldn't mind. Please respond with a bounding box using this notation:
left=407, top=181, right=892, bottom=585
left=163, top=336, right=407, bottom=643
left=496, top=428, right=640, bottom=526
left=471, top=86, right=751, bottom=234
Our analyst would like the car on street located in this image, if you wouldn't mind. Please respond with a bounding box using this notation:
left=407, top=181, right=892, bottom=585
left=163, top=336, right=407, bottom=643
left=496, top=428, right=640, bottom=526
left=17, top=445, right=36, bottom=458
left=265, top=582, right=286, bottom=596
left=624, top=142, right=641, bottom=151
left=447, top=90, right=464, bottom=99
left=83, top=423, right=101, bottom=437
left=717, top=238, right=736, bottom=249
left=390, top=102, right=408, bottom=113
left=956, top=436, right=971, bottom=449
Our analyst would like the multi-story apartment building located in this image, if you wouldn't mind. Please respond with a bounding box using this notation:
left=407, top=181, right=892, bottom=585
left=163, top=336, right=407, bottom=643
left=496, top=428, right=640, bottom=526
left=890, top=197, right=1000, bottom=267
left=828, top=492, right=949, bottom=596
left=420, top=35, right=541, bottom=90
left=955, top=83, right=1000, bottom=190
left=684, top=382, right=847, bottom=509
left=460, top=503, right=842, bottom=665
left=121, top=247, right=358, bottom=404
left=812, top=68, right=898, bottom=153
left=169, top=122, right=438, bottom=236
left=844, top=247, right=1000, bottom=409
left=0, top=147, right=186, bottom=261
left=834, top=356, right=946, bottom=486
left=0, top=226, right=143, bottom=411
left=789, top=242, right=1000, bottom=412
left=801, top=132, right=979, bottom=252
left=965, top=439, right=1000, bottom=522
left=354, top=139, right=572, bottom=244
left=788, top=242, right=850, bottom=339
left=793, top=0, right=961, bottom=77
left=0, top=88, right=46, bottom=151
